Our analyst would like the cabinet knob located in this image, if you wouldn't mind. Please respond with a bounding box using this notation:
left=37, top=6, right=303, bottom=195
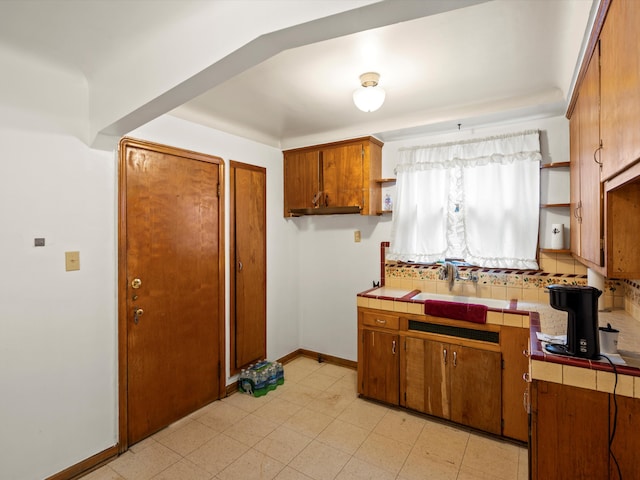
left=522, top=372, right=531, bottom=383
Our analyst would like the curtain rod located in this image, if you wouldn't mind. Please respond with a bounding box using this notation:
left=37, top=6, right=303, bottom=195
left=398, top=129, right=540, bottom=152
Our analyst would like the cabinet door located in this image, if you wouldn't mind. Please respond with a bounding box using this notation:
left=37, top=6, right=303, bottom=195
left=501, top=326, right=529, bottom=442
left=577, top=44, right=604, bottom=267
left=569, top=106, right=582, bottom=256
left=362, top=329, right=399, bottom=405
left=531, top=381, right=609, bottom=480
left=450, top=346, right=501, bottom=434
left=403, top=337, right=449, bottom=418
left=322, top=143, right=364, bottom=209
left=283, top=150, right=319, bottom=215
left=600, top=0, right=640, bottom=181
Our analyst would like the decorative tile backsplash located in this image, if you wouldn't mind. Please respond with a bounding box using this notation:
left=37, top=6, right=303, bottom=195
left=383, top=251, right=629, bottom=313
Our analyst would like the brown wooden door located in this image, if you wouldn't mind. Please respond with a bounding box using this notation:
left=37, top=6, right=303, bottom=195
left=283, top=150, right=319, bottom=214
left=230, top=161, right=266, bottom=372
left=119, top=138, right=224, bottom=447
left=450, top=346, right=501, bottom=434
left=322, top=143, right=363, bottom=208
left=362, top=329, right=399, bottom=405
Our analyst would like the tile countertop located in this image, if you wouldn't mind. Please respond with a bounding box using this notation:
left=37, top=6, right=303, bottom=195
left=358, top=287, right=640, bottom=380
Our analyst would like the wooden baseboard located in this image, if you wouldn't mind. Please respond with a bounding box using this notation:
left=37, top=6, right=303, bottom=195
left=287, top=348, right=357, bottom=370
left=46, top=444, right=118, bottom=480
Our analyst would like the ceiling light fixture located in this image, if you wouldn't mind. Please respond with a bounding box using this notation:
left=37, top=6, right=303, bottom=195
left=353, top=72, right=385, bottom=112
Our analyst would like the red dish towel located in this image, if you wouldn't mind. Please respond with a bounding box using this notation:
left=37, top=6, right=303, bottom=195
left=424, top=300, right=488, bottom=324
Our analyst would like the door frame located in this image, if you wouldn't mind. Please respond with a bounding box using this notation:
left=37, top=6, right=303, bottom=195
left=117, top=137, right=226, bottom=452
left=229, top=160, right=267, bottom=375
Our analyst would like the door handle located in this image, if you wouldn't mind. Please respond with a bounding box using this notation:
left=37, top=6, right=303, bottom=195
left=133, top=308, right=144, bottom=324
left=238, top=261, right=243, bottom=271
left=131, top=278, right=142, bottom=289
left=392, top=340, right=396, bottom=354
left=443, top=348, right=447, bottom=365
left=453, top=350, right=457, bottom=367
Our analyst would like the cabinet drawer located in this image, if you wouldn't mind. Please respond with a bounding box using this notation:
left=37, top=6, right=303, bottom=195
left=362, top=311, right=399, bottom=330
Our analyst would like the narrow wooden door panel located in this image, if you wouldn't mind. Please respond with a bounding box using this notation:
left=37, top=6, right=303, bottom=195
left=283, top=150, right=319, bottom=213
left=501, top=326, right=529, bottom=442
left=579, top=45, right=603, bottom=266
left=569, top=108, right=581, bottom=256
left=423, top=340, right=449, bottom=419
left=121, top=140, right=223, bottom=446
left=363, top=329, right=399, bottom=405
left=322, top=144, right=363, bottom=208
left=450, top=346, right=501, bottom=434
left=232, top=162, right=266, bottom=370
left=404, top=337, right=425, bottom=412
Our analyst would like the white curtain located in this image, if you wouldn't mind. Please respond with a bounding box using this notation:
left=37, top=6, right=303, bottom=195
left=388, top=130, right=541, bottom=270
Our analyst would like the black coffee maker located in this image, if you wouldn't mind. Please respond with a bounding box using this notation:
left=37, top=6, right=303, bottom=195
left=545, top=284, right=602, bottom=359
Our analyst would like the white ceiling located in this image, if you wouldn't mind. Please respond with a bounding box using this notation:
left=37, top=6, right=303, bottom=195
left=0, top=0, right=596, bottom=149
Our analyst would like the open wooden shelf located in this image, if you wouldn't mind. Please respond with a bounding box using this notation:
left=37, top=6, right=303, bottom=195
left=540, top=203, right=570, bottom=208
left=539, top=248, right=571, bottom=254
left=540, top=162, right=571, bottom=169
left=375, top=178, right=396, bottom=184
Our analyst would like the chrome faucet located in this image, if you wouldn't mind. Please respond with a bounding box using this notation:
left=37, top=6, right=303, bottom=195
left=438, top=261, right=458, bottom=291
left=438, top=261, right=478, bottom=291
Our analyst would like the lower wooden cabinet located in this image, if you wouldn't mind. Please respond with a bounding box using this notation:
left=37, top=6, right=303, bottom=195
left=530, top=380, right=640, bottom=479
left=357, top=309, right=399, bottom=405
left=357, top=307, right=529, bottom=441
left=401, top=336, right=501, bottom=434
left=530, top=380, right=609, bottom=480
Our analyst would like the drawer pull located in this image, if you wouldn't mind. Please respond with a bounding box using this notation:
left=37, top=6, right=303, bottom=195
left=375, top=318, right=387, bottom=325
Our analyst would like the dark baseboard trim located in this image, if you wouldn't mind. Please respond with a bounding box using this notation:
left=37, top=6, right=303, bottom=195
left=288, top=348, right=357, bottom=370
left=46, top=444, right=119, bottom=480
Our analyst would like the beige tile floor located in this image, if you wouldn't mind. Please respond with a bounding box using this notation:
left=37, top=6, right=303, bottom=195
left=83, top=356, right=528, bottom=480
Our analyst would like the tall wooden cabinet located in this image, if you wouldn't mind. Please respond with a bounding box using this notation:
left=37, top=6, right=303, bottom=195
left=599, top=0, right=640, bottom=181
left=568, top=0, right=640, bottom=277
left=569, top=42, right=604, bottom=268
left=283, top=136, right=383, bottom=217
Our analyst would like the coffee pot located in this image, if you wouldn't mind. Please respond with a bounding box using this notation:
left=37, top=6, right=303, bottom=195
left=545, top=284, right=602, bottom=359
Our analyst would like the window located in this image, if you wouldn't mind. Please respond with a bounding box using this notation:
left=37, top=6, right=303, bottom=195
left=387, top=130, right=541, bottom=270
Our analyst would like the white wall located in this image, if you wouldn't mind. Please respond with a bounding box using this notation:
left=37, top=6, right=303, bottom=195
left=0, top=128, right=116, bottom=479
left=296, top=115, right=570, bottom=361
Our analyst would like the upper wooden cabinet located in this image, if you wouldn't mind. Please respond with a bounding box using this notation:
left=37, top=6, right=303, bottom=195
left=283, top=136, right=383, bottom=217
left=567, top=0, right=640, bottom=277
left=599, top=0, right=640, bottom=181
left=570, top=44, right=604, bottom=268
